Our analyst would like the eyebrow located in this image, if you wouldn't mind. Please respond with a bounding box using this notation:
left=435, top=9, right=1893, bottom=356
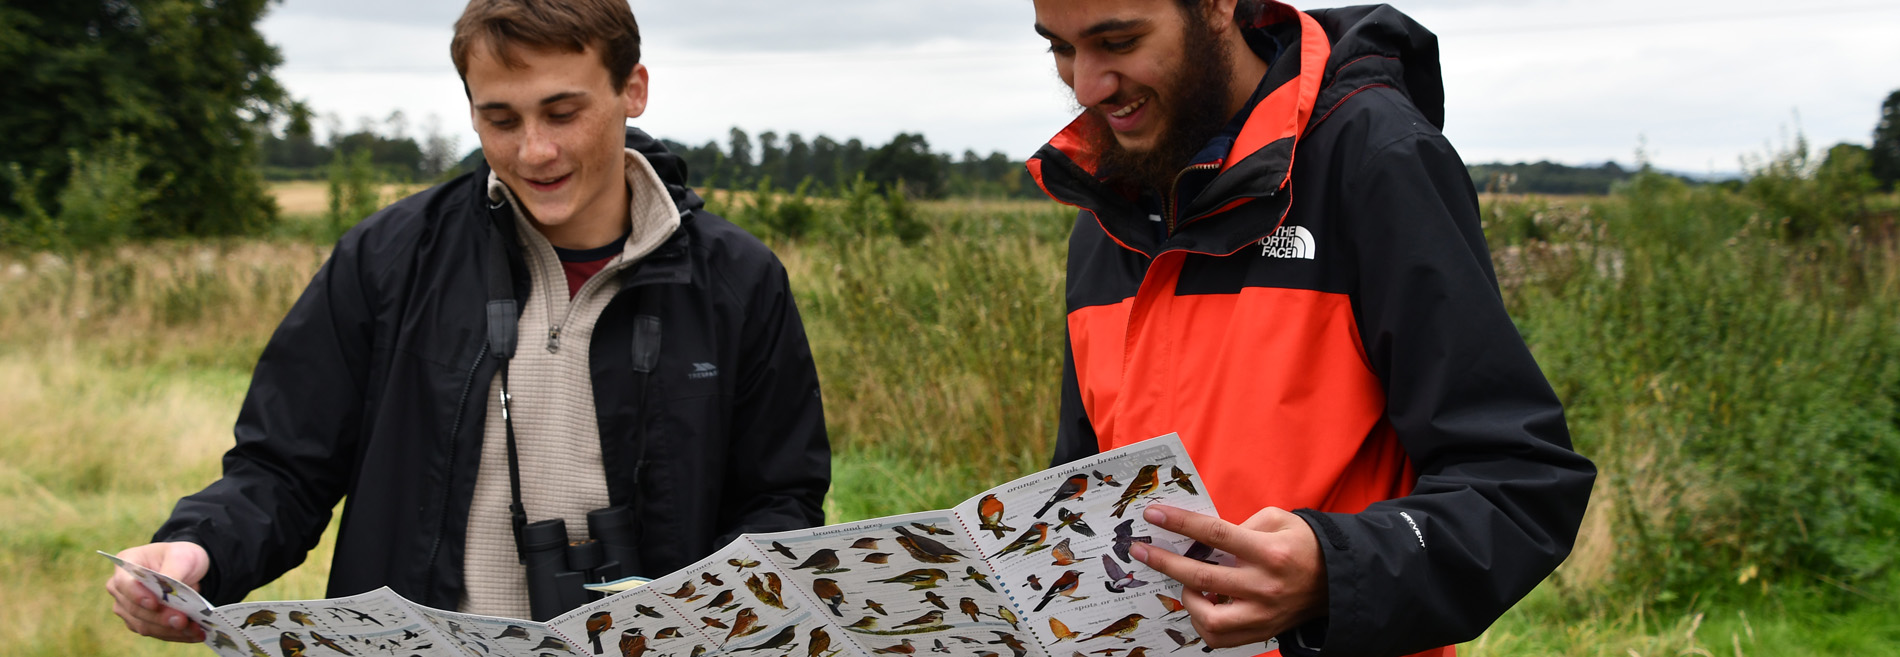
left=1034, top=17, right=1151, bottom=40
left=474, top=90, right=588, bottom=112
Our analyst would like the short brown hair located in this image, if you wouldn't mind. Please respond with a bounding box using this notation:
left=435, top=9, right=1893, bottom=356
left=450, top=0, right=642, bottom=91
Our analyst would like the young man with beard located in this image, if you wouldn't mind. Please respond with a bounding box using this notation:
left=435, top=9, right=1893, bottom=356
left=1030, top=1, right=1594, bottom=655
left=107, top=0, right=829, bottom=640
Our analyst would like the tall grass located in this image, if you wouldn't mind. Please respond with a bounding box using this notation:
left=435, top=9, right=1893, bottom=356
left=790, top=201, right=1074, bottom=520
left=1, top=170, right=1896, bottom=654
left=1484, top=175, right=1900, bottom=610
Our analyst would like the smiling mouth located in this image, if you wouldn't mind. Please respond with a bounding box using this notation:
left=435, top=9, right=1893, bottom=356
left=1109, top=96, right=1150, bottom=118
left=524, top=174, right=571, bottom=190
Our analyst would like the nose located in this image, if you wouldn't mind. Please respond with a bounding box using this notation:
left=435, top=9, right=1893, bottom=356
left=519, top=121, right=557, bottom=167
left=1071, top=54, right=1119, bottom=109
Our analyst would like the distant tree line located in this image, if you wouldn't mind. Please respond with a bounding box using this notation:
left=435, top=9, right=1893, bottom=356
left=260, top=102, right=463, bottom=183
left=1467, top=161, right=1645, bottom=195
left=658, top=128, right=1038, bottom=200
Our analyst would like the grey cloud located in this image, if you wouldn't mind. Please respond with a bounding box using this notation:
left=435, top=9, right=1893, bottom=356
left=635, top=0, right=1032, bottom=50
left=270, top=0, right=463, bottom=26
left=270, top=0, right=1036, bottom=52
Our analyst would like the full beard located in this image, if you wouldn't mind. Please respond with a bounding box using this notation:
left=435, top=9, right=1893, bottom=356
left=1086, top=10, right=1238, bottom=195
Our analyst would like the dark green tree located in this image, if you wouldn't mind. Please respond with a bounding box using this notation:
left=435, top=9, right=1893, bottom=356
left=727, top=127, right=754, bottom=186
left=810, top=136, right=841, bottom=189
left=329, top=130, right=424, bottom=182
left=1873, top=90, right=1900, bottom=191
left=865, top=133, right=945, bottom=198
left=0, top=0, right=286, bottom=237
left=782, top=133, right=812, bottom=189
left=757, top=131, right=783, bottom=187
left=841, top=138, right=867, bottom=184
left=262, top=100, right=326, bottom=171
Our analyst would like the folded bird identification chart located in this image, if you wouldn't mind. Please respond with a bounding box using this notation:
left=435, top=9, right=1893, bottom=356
left=105, top=433, right=1270, bottom=657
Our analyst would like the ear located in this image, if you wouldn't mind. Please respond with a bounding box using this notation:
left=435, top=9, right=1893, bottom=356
left=622, top=63, right=650, bottom=119
left=1207, top=0, right=1241, bottom=33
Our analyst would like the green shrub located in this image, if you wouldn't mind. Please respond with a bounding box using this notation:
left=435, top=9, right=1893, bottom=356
left=885, top=181, right=926, bottom=245
left=2, top=134, right=161, bottom=252
left=1742, top=135, right=1881, bottom=240
left=767, top=177, right=818, bottom=240
left=1509, top=175, right=1900, bottom=607
left=325, top=147, right=382, bottom=239
left=839, top=172, right=887, bottom=239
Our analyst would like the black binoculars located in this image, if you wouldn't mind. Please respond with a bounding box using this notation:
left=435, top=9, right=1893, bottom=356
left=521, top=505, right=639, bottom=621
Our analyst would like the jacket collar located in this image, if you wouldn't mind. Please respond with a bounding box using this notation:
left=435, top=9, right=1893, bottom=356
left=1027, top=0, right=1330, bottom=258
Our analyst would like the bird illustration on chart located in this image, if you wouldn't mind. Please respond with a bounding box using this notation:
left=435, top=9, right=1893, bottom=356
left=792, top=549, right=848, bottom=574
left=1048, top=617, right=1079, bottom=643
left=1080, top=614, right=1145, bottom=643
left=813, top=578, right=846, bottom=617
left=1049, top=538, right=1080, bottom=566
left=1054, top=508, right=1096, bottom=537
left=872, top=568, right=948, bottom=590
left=1101, top=555, right=1149, bottom=593
left=893, top=526, right=966, bottom=564
left=1165, top=466, right=1199, bottom=495
left=1165, top=628, right=1203, bottom=652
left=910, top=522, right=954, bottom=536
left=618, top=628, right=648, bottom=657
left=1110, top=466, right=1161, bottom=518
left=961, top=566, right=996, bottom=592
left=732, top=625, right=798, bottom=653
left=995, top=523, right=1049, bottom=558
left=976, top=494, right=1016, bottom=539
left=1110, top=520, right=1153, bottom=564
left=1036, top=475, right=1090, bottom=519
left=1032, top=570, right=1087, bottom=612
left=586, top=612, right=615, bottom=654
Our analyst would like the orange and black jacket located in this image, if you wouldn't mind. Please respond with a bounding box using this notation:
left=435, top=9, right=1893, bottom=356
left=1033, top=4, right=1595, bottom=655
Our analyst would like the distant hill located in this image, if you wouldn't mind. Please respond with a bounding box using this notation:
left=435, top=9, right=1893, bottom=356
left=1464, top=161, right=1729, bottom=195
left=1466, top=161, right=1637, bottom=195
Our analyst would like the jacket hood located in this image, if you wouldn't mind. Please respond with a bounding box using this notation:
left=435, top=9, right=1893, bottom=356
left=625, top=126, right=708, bottom=215
left=1306, top=4, right=1445, bottom=131
left=1027, top=2, right=1445, bottom=258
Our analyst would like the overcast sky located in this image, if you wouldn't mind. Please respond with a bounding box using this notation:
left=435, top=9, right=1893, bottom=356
left=261, top=0, right=1900, bottom=174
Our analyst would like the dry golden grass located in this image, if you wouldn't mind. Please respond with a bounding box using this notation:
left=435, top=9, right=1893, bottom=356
left=0, top=348, right=338, bottom=657
left=269, top=181, right=426, bottom=216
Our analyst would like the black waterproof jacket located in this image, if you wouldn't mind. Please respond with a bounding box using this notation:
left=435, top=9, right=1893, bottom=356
left=1034, top=4, right=1593, bottom=655
left=155, top=128, right=830, bottom=608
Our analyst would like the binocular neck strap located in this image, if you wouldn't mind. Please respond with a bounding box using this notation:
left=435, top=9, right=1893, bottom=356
left=500, top=362, right=533, bottom=562
left=482, top=218, right=533, bottom=563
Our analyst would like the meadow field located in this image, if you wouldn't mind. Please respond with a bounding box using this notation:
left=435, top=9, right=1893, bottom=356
left=1, top=173, right=1897, bottom=656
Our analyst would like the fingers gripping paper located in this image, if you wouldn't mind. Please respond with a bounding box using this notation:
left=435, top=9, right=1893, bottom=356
left=105, top=434, right=1273, bottom=657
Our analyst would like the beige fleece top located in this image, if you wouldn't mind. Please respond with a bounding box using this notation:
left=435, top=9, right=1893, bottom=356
left=459, top=148, right=681, bottom=618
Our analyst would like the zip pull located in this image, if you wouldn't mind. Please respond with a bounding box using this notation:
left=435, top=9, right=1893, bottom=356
left=547, top=326, right=561, bottom=353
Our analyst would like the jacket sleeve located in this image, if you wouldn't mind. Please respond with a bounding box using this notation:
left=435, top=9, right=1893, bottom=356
left=152, top=228, right=382, bottom=605
left=713, top=256, right=830, bottom=545
left=1051, top=330, right=1101, bottom=466
left=1284, top=128, right=1595, bottom=655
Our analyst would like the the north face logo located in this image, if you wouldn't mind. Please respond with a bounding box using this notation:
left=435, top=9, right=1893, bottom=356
left=689, top=362, right=718, bottom=380
left=1260, top=225, right=1316, bottom=259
